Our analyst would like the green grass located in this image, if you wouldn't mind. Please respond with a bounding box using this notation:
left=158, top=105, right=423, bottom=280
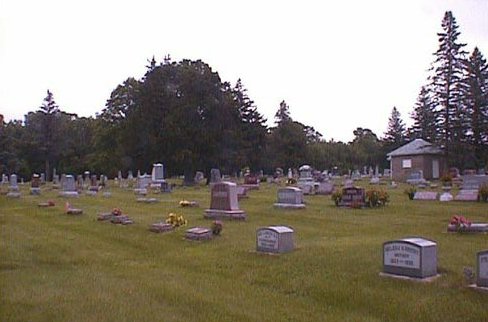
left=1, top=181, right=487, bottom=322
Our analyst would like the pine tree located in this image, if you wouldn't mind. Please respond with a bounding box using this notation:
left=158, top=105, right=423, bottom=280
left=410, top=86, right=437, bottom=142
left=430, top=11, right=467, bottom=160
left=384, top=107, right=406, bottom=148
left=463, top=47, right=488, bottom=167
left=274, top=100, right=292, bottom=124
left=38, top=90, right=61, bottom=180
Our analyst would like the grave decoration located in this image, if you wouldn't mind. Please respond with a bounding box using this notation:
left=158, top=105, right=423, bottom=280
left=165, top=213, right=188, bottom=227
left=365, top=188, right=389, bottom=207
left=447, top=215, right=488, bottom=233
left=256, top=226, right=294, bottom=254
left=179, top=200, right=199, bottom=207
left=211, top=220, right=223, bottom=236
left=111, top=208, right=134, bottom=225
left=382, top=237, right=438, bottom=280
left=65, top=202, right=83, bottom=215
left=274, top=187, right=305, bottom=209
left=204, top=182, right=246, bottom=220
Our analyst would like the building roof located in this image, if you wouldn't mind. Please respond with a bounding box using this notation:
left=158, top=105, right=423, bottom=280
left=387, top=139, right=444, bottom=157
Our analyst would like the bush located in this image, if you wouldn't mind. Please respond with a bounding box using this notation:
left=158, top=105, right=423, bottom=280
left=331, top=190, right=342, bottom=206
left=404, top=186, right=416, bottom=200
left=479, top=184, right=488, bottom=202
left=440, top=173, right=452, bottom=186
left=365, top=188, right=389, bottom=207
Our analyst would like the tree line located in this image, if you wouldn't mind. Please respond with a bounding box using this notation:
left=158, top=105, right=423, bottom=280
left=0, top=11, right=486, bottom=181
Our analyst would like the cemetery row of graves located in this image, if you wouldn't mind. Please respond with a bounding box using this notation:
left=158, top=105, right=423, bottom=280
left=1, top=163, right=487, bottom=321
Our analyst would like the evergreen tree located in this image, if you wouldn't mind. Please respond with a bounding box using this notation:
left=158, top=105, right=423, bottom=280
left=383, top=107, right=407, bottom=148
left=410, top=86, right=437, bottom=142
left=38, top=90, right=61, bottom=180
left=274, top=100, right=292, bottom=124
left=430, top=11, right=467, bottom=160
left=463, top=47, right=488, bottom=167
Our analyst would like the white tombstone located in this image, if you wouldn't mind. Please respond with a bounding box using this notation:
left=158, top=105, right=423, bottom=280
left=151, top=163, right=164, bottom=184
left=274, top=187, right=305, bottom=209
left=256, top=226, right=295, bottom=253
left=59, top=175, right=79, bottom=197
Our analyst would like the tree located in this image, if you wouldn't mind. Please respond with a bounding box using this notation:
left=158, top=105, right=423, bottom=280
left=463, top=47, right=488, bottom=167
left=410, top=86, right=438, bottom=142
left=274, top=100, right=292, bottom=124
left=383, top=107, right=407, bottom=149
left=430, top=11, right=467, bottom=160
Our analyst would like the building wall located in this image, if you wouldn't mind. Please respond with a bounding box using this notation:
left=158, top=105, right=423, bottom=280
left=391, top=154, right=446, bottom=181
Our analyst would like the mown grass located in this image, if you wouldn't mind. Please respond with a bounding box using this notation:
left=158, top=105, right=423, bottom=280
left=1, top=181, right=487, bottom=322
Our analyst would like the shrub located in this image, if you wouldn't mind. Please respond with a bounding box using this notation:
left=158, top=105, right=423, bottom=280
left=331, top=190, right=342, bottom=206
left=211, top=220, right=223, bottom=235
left=440, top=173, right=452, bottom=186
left=404, top=186, right=416, bottom=200
left=365, top=188, right=389, bottom=207
left=479, top=184, right=488, bottom=202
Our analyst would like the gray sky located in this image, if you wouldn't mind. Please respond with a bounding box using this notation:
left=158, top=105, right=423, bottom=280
left=1, top=0, right=487, bottom=142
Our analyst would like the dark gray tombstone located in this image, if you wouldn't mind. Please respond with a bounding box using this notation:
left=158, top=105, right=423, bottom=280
left=59, top=175, right=78, bottom=197
left=30, top=174, right=41, bottom=195
left=477, top=250, right=488, bottom=288
left=210, top=168, right=222, bottom=184
left=413, top=191, right=438, bottom=201
left=274, top=187, right=305, bottom=209
left=186, top=227, right=212, bottom=240
left=339, top=187, right=365, bottom=207
left=406, top=170, right=427, bottom=185
left=204, top=182, right=246, bottom=220
left=256, top=226, right=294, bottom=254
left=383, top=237, right=437, bottom=279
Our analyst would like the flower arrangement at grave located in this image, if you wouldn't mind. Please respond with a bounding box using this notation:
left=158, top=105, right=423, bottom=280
left=331, top=190, right=342, bottom=206
left=179, top=200, right=198, bottom=207
left=365, top=188, right=389, bottom=207
left=286, top=178, right=297, bottom=185
left=404, top=186, right=416, bottom=200
left=450, top=215, right=472, bottom=232
left=165, top=213, right=188, bottom=227
left=479, top=184, right=488, bottom=202
left=211, top=220, right=223, bottom=236
left=111, top=208, right=122, bottom=216
left=440, top=173, right=453, bottom=186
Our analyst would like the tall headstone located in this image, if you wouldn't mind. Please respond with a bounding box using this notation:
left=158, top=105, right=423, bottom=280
left=204, top=182, right=246, bottom=220
left=30, top=174, right=41, bottom=195
left=40, top=173, right=45, bottom=185
left=477, top=250, right=488, bottom=288
left=256, top=226, right=295, bottom=254
left=7, top=174, right=20, bottom=198
left=151, top=163, right=164, bottom=184
left=274, top=187, right=305, bottom=209
left=59, top=175, right=78, bottom=197
left=210, top=168, right=222, bottom=184
left=298, top=165, right=315, bottom=195
left=382, top=237, right=438, bottom=279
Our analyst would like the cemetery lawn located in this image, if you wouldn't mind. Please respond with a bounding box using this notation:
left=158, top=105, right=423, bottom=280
left=1, top=182, right=487, bottom=322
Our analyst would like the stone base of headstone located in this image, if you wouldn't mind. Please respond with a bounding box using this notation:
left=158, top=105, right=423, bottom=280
left=59, top=191, right=79, bottom=197
left=273, top=203, right=306, bottom=209
left=6, top=192, right=21, bottom=198
left=204, top=209, right=246, bottom=220
left=66, top=208, right=83, bottom=215
left=379, top=272, right=441, bottom=282
left=454, top=190, right=479, bottom=202
left=185, top=227, right=212, bottom=240
left=467, top=284, right=488, bottom=293
left=137, top=197, right=158, bottom=203
left=447, top=223, right=488, bottom=233
left=111, top=215, right=133, bottom=225
left=150, top=222, right=174, bottom=233
left=241, top=184, right=259, bottom=190
left=439, top=192, right=453, bottom=202
left=97, top=213, right=114, bottom=221
left=133, top=188, right=147, bottom=196
left=30, top=188, right=41, bottom=195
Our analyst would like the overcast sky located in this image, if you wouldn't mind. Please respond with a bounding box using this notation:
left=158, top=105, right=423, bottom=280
left=1, top=0, right=487, bottom=142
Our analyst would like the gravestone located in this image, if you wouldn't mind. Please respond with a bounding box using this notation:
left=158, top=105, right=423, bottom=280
left=160, top=181, right=172, bottom=193
left=406, top=170, right=427, bottom=185
left=30, top=174, right=41, bottom=195
left=316, top=182, right=334, bottom=195
left=59, top=175, right=78, bottom=197
left=40, top=173, right=45, bottom=185
left=256, top=226, right=294, bottom=254
left=7, top=174, right=20, bottom=198
left=150, top=222, right=174, bottom=233
left=210, top=168, right=222, bottom=184
left=2, top=174, right=8, bottom=185
left=339, top=187, right=365, bottom=207
left=461, top=175, right=488, bottom=190
left=477, top=250, right=488, bottom=288
left=76, top=175, right=84, bottom=191
left=383, top=169, right=391, bottom=177
left=413, top=191, right=438, bottom=201
left=454, top=190, right=479, bottom=202
left=204, top=182, right=246, bottom=220
left=134, top=174, right=151, bottom=195
left=343, top=179, right=354, bottom=188
left=274, top=187, right=305, bottom=209
left=439, top=192, right=453, bottom=202
left=194, top=171, right=205, bottom=184
left=298, top=165, right=315, bottom=194
left=382, top=237, right=438, bottom=279
left=243, top=174, right=260, bottom=190
left=128, top=171, right=134, bottom=180
left=351, top=170, right=361, bottom=181
left=236, top=186, right=249, bottom=200
left=52, top=174, right=60, bottom=189
left=89, top=175, right=98, bottom=192
left=151, top=163, right=164, bottom=185
left=186, top=227, right=212, bottom=240
left=369, top=177, right=380, bottom=185
left=118, top=170, right=122, bottom=181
